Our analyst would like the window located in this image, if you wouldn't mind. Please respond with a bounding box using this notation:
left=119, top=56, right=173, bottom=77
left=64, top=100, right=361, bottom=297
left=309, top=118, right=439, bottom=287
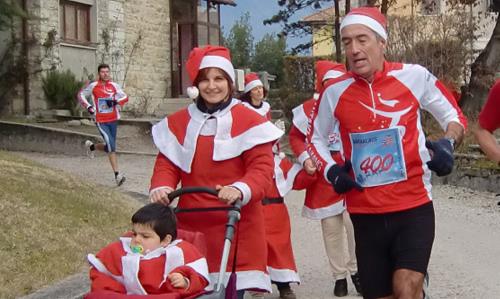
left=197, top=0, right=221, bottom=46
left=421, top=0, right=441, bottom=15
left=60, top=0, right=91, bottom=43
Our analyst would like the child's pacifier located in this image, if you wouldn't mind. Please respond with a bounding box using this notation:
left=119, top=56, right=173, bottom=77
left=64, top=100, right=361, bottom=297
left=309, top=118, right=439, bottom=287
left=131, top=244, right=144, bottom=254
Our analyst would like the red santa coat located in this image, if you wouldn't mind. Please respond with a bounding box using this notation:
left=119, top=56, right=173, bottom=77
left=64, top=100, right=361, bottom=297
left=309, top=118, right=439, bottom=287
left=150, top=99, right=283, bottom=292
left=290, top=99, right=345, bottom=220
left=86, top=238, right=209, bottom=299
left=261, top=154, right=304, bottom=283
left=240, top=99, right=301, bottom=283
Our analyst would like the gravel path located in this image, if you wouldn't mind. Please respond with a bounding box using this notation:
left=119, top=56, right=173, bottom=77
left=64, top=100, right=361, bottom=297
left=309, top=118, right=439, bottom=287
left=16, top=150, right=500, bottom=299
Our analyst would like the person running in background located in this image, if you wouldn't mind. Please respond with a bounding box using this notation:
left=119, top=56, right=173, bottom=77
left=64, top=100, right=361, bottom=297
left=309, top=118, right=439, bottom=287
left=240, top=73, right=300, bottom=299
left=289, top=61, right=361, bottom=297
left=307, top=7, right=466, bottom=299
left=86, top=203, right=209, bottom=298
left=474, top=79, right=500, bottom=164
left=78, top=63, right=128, bottom=186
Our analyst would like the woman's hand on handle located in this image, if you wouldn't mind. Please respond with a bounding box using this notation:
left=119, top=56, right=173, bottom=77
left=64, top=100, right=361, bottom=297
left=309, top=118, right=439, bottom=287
left=150, top=187, right=173, bottom=205
left=216, top=185, right=242, bottom=205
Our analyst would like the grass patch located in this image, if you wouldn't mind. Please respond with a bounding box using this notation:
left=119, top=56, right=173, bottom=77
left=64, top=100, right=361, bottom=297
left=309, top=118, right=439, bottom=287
left=0, top=151, right=142, bottom=298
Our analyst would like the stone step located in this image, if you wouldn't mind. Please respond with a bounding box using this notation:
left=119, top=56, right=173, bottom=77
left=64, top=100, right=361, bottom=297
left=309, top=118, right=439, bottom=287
left=155, top=97, right=192, bottom=116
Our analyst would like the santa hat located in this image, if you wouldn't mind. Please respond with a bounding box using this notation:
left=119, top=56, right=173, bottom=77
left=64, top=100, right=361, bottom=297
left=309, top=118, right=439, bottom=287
left=340, top=7, right=387, bottom=40
left=244, top=72, right=264, bottom=93
left=185, top=45, right=235, bottom=99
left=315, top=60, right=347, bottom=92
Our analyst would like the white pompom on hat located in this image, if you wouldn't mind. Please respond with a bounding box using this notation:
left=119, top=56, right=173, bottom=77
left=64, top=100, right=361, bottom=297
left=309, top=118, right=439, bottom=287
left=185, top=45, right=235, bottom=99
left=243, top=72, right=264, bottom=93
left=340, top=7, right=388, bottom=40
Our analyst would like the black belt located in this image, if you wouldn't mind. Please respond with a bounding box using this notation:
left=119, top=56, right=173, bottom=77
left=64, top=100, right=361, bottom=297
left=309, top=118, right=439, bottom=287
left=262, top=197, right=284, bottom=205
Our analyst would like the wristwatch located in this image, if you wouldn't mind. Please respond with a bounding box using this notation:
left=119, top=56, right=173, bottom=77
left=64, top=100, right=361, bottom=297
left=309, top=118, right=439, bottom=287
left=445, top=137, right=456, bottom=150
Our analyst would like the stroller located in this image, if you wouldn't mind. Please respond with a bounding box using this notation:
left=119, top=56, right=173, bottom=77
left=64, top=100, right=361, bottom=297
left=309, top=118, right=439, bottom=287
left=85, top=186, right=242, bottom=299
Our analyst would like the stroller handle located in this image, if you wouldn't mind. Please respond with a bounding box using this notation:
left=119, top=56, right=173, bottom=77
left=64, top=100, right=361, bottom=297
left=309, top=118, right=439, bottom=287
left=168, top=186, right=243, bottom=210
left=168, top=186, right=218, bottom=200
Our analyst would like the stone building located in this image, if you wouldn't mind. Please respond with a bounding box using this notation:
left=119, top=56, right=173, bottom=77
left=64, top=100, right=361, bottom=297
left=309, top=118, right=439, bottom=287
left=0, top=0, right=236, bottom=116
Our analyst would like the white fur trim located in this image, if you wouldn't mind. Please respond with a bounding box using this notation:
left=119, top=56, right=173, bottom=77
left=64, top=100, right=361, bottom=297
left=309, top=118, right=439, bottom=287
left=230, top=181, right=252, bottom=205
left=267, top=267, right=300, bottom=283
left=292, top=104, right=308, bottom=135
left=274, top=157, right=302, bottom=197
left=208, top=270, right=272, bottom=292
left=301, top=200, right=346, bottom=220
left=200, top=55, right=235, bottom=82
left=186, top=257, right=211, bottom=284
left=244, top=79, right=264, bottom=93
left=212, top=118, right=283, bottom=161
left=152, top=112, right=202, bottom=173
left=164, top=241, right=185, bottom=275
left=153, top=99, right=282, bottom=173
left=340, top=14, right=387, bottom=40
left=241, top=101, right=270, bottom=117
left=323, top=70, right=345, bottom=80
left=87, top=254, right=125, bottom=285
left=121, top=253, right=147, bottom=294
left=298, top=151, right=310, bottom=166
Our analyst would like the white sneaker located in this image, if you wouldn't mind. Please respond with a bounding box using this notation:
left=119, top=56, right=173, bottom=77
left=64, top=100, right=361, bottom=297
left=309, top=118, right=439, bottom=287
left=423, top=272, right=431, bottom=299
left=115, top=173, right=126, bottom=186
left=84, top=140, right=95, bottom=158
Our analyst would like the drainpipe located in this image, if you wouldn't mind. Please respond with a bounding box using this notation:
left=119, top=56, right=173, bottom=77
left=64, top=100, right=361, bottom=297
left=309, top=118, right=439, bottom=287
left=22, top=0, right=30, bottom=115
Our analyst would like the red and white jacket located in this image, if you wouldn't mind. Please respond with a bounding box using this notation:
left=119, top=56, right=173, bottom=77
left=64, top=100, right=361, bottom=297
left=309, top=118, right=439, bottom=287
left=290, top=99, right=345, bottom=220
left=78, top=80, right=128, bottom=123
left=307, top=61, right=467, bottom=214
left=87, top=238, right=209, bottom=298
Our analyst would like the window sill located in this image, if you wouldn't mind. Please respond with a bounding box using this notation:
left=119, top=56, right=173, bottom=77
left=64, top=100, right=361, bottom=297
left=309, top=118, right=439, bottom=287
left=60, top=41, right=97, bottom=50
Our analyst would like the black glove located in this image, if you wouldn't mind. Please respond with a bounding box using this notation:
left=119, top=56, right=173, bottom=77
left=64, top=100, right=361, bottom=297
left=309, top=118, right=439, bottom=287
left=426, top=138, right=454, bottom=176
left=105, top=99, right=116, bottom=107
left=87, top=106, right=95, bottom=115
left=326, top=160, right=363, bottom=194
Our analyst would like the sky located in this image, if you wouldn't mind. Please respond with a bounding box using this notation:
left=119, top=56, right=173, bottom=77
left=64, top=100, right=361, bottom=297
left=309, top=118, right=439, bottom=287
left=220, top=0, right=316, bottom=52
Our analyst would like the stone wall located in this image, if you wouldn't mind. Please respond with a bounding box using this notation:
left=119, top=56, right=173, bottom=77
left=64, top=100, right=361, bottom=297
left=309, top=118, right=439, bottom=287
left=122, top=0, right=171, bottom=114
left=5, top=0, right=172, bottom=116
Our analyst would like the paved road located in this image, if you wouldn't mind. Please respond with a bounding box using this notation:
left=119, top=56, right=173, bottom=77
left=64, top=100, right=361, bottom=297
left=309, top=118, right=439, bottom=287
left=17, top=151, right=500, bottom=298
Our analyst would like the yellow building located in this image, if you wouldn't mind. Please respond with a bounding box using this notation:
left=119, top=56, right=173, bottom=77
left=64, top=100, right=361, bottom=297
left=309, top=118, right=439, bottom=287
left=302, top=7, right=336, bottom=57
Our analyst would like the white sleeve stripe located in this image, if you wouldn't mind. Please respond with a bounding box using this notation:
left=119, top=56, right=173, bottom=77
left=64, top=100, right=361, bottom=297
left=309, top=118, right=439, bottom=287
left=186, top=258, right=210, bottom=281
left=230, top=181, right=251, bottom=205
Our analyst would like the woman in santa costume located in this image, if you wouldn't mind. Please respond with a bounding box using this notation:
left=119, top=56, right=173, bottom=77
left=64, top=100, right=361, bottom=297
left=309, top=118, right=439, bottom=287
left=289, top=61, right=362, bottom=297
left=239, top=72, right=271, bottom=119
left=239, top=73, right=301, bottom=299
left=149, top=45, right=283, bottom=298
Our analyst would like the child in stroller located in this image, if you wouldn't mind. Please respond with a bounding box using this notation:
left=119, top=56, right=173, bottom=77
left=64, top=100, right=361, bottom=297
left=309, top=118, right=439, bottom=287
left=85, top=203, right=210, bottom=298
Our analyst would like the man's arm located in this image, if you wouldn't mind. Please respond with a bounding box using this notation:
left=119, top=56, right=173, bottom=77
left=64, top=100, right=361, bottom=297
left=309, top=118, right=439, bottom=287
left=475, top=80, right=500, bottom=163
left=111, top=82, right=128, bottom=106
left=445, top=121, right=465, bottom=148
left=77, top=81, right=95, bottom=109
left=306, top=90, right=337, bottom=181
left=474, top=127, right=500, bottom=163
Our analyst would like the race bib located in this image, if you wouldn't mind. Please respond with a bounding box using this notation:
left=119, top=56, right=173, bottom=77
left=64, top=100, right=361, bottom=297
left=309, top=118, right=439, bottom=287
left=350, top=127, right=407, bottom=187
left=97, top=97, right=114, bottom=114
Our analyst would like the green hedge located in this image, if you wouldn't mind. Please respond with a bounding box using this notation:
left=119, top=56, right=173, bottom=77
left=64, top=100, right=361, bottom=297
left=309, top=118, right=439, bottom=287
left=42, top=69, right=84, bottom=114
left=282, top=55, right=337, bottom=93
